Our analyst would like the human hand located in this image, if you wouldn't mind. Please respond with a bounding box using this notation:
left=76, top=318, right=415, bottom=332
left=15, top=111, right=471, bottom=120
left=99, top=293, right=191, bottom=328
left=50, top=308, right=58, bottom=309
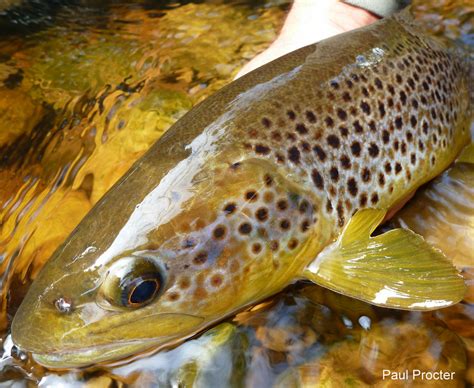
left=236, top=0, right=379, bottom=78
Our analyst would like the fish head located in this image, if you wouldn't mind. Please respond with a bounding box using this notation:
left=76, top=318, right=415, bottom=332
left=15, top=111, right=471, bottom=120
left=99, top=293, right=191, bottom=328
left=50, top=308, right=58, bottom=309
left=11, top=158, right=323, bottom=368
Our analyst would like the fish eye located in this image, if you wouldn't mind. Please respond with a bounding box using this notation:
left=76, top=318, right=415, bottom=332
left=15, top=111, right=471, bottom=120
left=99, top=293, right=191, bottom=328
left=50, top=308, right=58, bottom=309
left=99, top=257, right=164, bottom=309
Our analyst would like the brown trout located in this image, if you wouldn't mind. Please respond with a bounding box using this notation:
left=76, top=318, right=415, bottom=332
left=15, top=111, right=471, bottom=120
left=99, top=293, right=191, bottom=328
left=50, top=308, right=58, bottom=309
left=11, top=10, right=472, bottom=367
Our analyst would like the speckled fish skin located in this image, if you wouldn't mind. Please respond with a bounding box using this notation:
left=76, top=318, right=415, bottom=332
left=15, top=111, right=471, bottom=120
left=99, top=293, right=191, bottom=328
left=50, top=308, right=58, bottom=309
left=12, top=10, right=472, bottom=367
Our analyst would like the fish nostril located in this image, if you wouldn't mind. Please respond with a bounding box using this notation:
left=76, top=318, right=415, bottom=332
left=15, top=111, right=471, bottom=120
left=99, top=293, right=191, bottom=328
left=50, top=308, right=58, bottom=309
left=54, top=297, right=74, bottom=314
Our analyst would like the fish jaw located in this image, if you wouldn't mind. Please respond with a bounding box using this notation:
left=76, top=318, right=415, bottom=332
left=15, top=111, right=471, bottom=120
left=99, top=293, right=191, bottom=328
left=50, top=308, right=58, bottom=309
left=11, top=293, right=206, bottom=368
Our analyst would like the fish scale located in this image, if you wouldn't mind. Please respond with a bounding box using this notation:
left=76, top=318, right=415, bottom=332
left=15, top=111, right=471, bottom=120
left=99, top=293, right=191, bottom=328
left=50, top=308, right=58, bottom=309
left=11, top=9, right=472, bottom=368
left=234, top=13, right=471, bottom=231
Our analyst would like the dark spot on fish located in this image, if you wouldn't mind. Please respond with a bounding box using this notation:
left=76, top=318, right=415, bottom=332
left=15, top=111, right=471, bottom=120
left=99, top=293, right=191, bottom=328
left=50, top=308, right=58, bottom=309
left=399, top=90, right=407, bottom=105
left=369, top=120, right=376, bottom=132
left=347, top=178, right=358, bottom=197
left=301, top=141, right=311, bottom=152
left=327, top=135, right=340, bottom=148
left=418, top=140, right=424, bottom=151
left=252, top=243, right=262, bottom=254
left=360, top=101, right=371, bottom=115
left=256, top=208, right=269, bottom=222
left=374, top=77, right=383, bottom=90
left=368, top=143, right=380, bottom=157
left=262, top=118, right=271, bottom=128
left=395, top=116, right=403, bottom=130
left=361, top=167, right=371, bottom=182
left=330, top=167, right=339, bottom=182
left=337, top=108, right=347, bottom=120
left=378, top=173, right=385, bottom=186
left=422, top=121, right=429, bottom=134
left=313, top=145, right=327, bottom=162
left=213, top=225, right=227, bottom=240
left=330, top=80, right=340, bottom=89
left=306, top=111, right=317, bottom=123
left=296, top=123, right=308, bottom=135
left=264, top=174, right=273, bottom=187
left=224, top=203, right=236, bottom=215
left=384, top=162, right=392, bottom=173
left=280, top=219, right=290, bottom=230
left=325, top=199, right=333, bottom=214
left=255, top=144, right=270, bottom=155
left=246, top=191, right=258, bottom=201
left=168, top=292, right=180, bottom=301
left=410, top=115, right=417, bottom=127
left=359, top=193, right=368, bottom=206
left=179, top=277, right=191, bottom=289
left=339, top=126, right=349, bottom=137
left=210, top=274, right=223, bottom=287
left=353, top=120, right=363, bottom=133
left=312, top=169, right=324, bottom=189
left=382, top=130, right=390, bottom=144
left=371, top=193, right=379, bottom=204
left=395, top=163, right=402, bottom=174
left=340, top=155, right=351, bottom=169
left=342, top=92, right=351, bottom=102
left=351, top=141, right=361, bottom=157
left=239, top=223, right=252, bottom=235
left=194, top=251, right=208, bottom=265
left=401, top=142, right=407, bottom=155
left=410, top=153, right=416, bottom=165
left=337, top=203, right=345, bottom=227
left=182, top=238, right=196, bottom=249
left=406, top=131, right=413, bottom=142
left=378, top=102, right=386, bottom=118
left=287, top=110, right=296, bottom=120
left=288, top=238, right=299, bottom=250
left=301, top=220, right=310, bottom=233
left=277, top=199, right=288, bottom=211
left=271, top=131, right=282, bottom=141
left=325, top=116, right=335, bottom=127
left=288, top=146, right=301, bottom=164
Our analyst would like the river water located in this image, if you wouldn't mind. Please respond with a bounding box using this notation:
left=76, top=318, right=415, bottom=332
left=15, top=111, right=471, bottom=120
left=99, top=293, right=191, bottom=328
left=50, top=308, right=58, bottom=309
left=0, top=0, right=472, bottom=386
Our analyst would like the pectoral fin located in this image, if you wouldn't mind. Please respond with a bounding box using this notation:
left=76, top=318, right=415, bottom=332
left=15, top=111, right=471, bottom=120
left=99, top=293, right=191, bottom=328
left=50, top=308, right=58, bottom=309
left=457, top=143, right=474, bottom=164
left=302, top=209, right=466, bottom=310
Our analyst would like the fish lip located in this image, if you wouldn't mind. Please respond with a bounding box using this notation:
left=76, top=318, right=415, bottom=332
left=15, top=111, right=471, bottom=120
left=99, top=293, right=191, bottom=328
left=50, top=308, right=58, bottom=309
left=14, top=311, right=206, bottom=368
left=29, top=337, right=169, bottom=369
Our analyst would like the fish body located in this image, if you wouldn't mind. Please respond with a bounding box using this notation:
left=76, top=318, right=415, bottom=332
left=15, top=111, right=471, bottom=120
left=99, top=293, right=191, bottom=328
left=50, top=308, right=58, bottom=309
left=11, top=10, right=472, bottom=367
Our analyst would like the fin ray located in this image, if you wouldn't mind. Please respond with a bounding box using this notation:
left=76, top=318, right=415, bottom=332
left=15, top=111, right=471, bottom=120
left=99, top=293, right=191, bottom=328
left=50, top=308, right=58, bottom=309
left=303, top=209, right=466, bottom=310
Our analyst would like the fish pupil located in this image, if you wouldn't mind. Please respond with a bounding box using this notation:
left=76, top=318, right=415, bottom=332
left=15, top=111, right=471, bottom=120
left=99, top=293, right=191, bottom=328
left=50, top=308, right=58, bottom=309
left=126, top=277, right=160, bottom=306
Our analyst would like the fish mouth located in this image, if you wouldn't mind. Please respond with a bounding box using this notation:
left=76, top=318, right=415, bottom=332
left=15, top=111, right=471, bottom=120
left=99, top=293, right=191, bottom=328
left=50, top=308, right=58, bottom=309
left=13, top=312, right=206, bottom=369
left=30, top=337, right=175, bottom=369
